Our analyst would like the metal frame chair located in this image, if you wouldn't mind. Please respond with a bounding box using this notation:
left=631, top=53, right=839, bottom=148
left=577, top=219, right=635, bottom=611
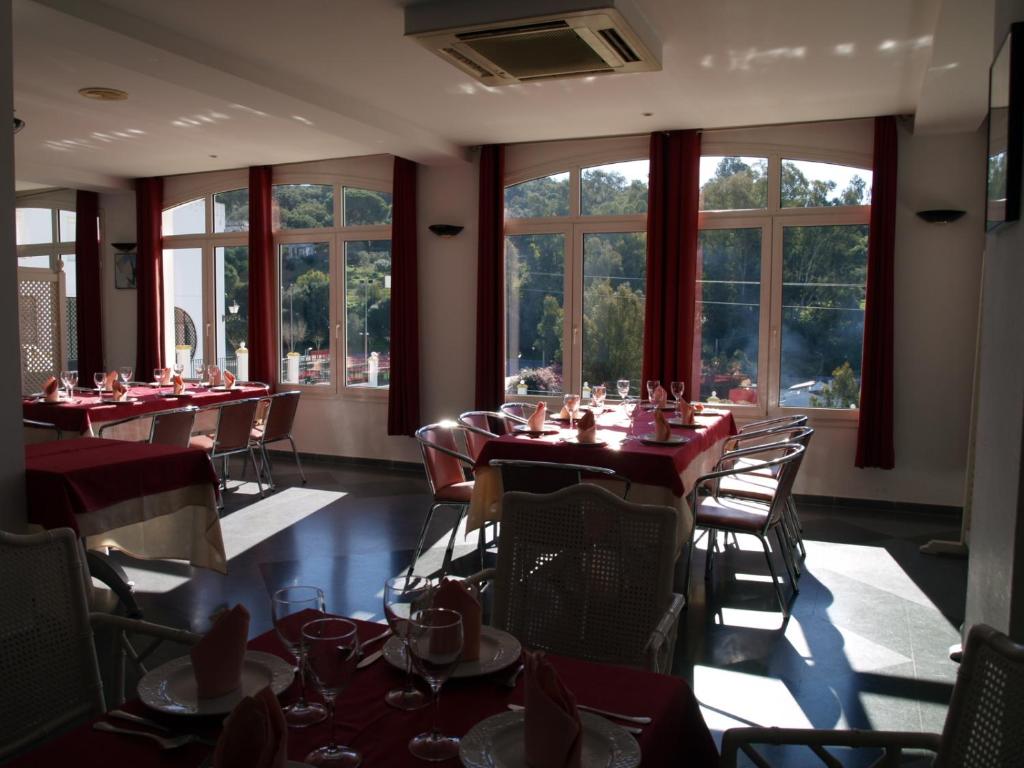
left=488, top=484, right=684, bottom=673
left=735, top=414, right=808, bottom=436
left=687, top=443, right=806, bottom=617
left=189, top=397, right=264, bottom=498
left=498, top=402, right=534, bottom=423
left=412, top=421, right=481, bottom=577
left=721, top=622, right=1024, bottom=767
left=488, top=458, right=632, bottom=499
left=97, top=406, right=199, bottom=447
left=23, top=419, right=62, bottom=443
left=457, top=410, right=514, bottom=463
left=0, top=528, right=199, bottom=760
left=251, top=390, right=305, bottom=487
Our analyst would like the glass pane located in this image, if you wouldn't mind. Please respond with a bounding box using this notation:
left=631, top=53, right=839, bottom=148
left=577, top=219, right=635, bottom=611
left=62, top=254, right=77, bottom=370
left=581, top=160, right=649, bottom=216
left=59, top=209, right=77, bottom=243
left=699, top=157, right=768, bottom=210
left=280, top=242, right=331, bottom=385
left=213, top=189, right=249, bottom=232
left=697, top=229, right=762, bottom=405
left=215, top=246, right=249, bottom=375
left=162, top=198, right=206, bottom=236
left=781, top=159, right=872, bottom=207
left=343, top=187, right=393, bottom=226
left=273, top=184, right=334, bottom=229
left=780, top=224, right=869, bottom=409
left=345, top=240, right=391, bottom=388
left=582, top=232, right=646, bottom=396
left=16, top=208, right=53, bottom=245
left=504, top=172, right=570, bottom=219
left=505, top=234, right=565, bottom=395
left=18, top=255, right=51, bottom=268
left=163, top=247, right=205, bottom=376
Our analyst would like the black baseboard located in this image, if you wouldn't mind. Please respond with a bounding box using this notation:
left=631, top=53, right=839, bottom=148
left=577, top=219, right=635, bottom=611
left=265, top=448, right=423, bottom=475
left=795, top=493, right=962, bottom=518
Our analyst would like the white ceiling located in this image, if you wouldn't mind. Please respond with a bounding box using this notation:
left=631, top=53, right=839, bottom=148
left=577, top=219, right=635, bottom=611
left=13, top=0, right=993, bottom=191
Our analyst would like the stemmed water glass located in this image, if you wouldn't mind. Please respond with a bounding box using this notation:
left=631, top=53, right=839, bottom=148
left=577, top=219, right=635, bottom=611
left=383, top=575, right=434, bottom=711
left=670, top=381, right=685, bottom=404
left=616, top=379, right=630, bottom=400
left=66, top=370, right=78, bottom=401
left=271, top=586, right=328, bottom=727
left=118, top=366, right=133, bottom=387
left=301, top=618, right=362, bottom=768
left=591, top=384, right=607, bottom=411
left=172, top=362, right=184, bottom=378
left=646, top=379, right=660, bottom=407
left=59, top=370, right=71, bottom=401
left=153, top=368, right=164, bottom=385
left=562, top=393, right=580, bottom=429
left=406, top=608, right=464, bottom=762
left=93, top=372, right=105, bottom=391
left=622, top=397, right=639, bottom=438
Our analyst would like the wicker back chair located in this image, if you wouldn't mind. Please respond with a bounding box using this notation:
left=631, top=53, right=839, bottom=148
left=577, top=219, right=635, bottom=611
left=493, top=484, right=683, bottom=673
left=489, top=458, right=631, bottom=498
left=0, top=528, right=199, bottom=760
left=721, top=622, right=1024, bottom=767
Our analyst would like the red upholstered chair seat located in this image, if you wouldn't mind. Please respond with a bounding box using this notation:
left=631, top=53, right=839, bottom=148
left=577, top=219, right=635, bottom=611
left=435, top=480, right=475, bottom=503
left=695, top=495, right=769, bottom=534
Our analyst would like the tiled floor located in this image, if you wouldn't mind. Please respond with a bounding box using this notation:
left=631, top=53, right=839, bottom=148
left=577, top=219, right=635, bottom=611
left=104, top=456, right=967, bottom=764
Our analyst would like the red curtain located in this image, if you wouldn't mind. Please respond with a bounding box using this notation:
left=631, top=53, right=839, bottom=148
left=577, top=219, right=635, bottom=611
left=387, top=157, right=421, bottom=436
left=74, top=190, right=103, bottom=382
left=856, top=117, right=898, bottom=469
left=642, top=130, right=702, bottom=399
left=474, top=144, right=505, bottom=410
left=135, top=177, right=164, bottom=375
left=248, top=166, right=277, bottom=389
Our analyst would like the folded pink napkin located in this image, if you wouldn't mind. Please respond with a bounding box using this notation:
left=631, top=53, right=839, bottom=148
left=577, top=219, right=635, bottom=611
left=224, top=371, right=236, bottom=389
left=575, top=409, right=597, bottom=443
left=525, top=651, right=582, bottom=768
left=43, top=376, right=61, bottom=403
left=652, top=385, right=668, bottom=407
left=209, top=367, right=222, bottom=386
left=654, top=408, right=672, bottom=441
left=111, top=379, right=128, bottom=402
left=213, top=686, right=287, bottom=768
left=158, top=367, right=171, bottom=385
left=172, top=374, right=185, bottom=395
left=190, top=604, right=250, bottom=699
left=433, top=578, right=481, bottom=661
left=104, top=371, right=118, bottom=390
left=676, top=399, right=695, bottom=422
left=527, top=401, right=547, bottom=431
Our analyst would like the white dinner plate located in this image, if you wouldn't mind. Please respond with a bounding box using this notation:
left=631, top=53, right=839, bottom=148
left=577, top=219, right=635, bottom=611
left=459, top=710, right=640, bottom=768
left=512, top=424, right=558, bottom=436
left=138, top=650, right=294, bottom=716
left=695, top=408, right=728, bottom=416
left=562, top=437, right=607, bottom=448
left=383, top=626, right=521, bottom=679
left=638, top=433, right=688, bottom=446
left=100, top=397, right=141, bottom=406
left=159, top=392, right=194, bottom=398
left=209, top=385, right=238, bottom=392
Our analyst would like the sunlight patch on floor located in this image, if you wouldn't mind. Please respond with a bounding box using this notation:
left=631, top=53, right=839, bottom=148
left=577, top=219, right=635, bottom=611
left=220, top=487, right=347, bottom=560
left=695, top=664, right=814, bottom=732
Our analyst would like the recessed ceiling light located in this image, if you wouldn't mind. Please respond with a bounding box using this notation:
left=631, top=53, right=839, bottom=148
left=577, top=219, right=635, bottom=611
left=209, top=154, right=218, bottom=159
left=78, top=87, right=128, bottom=101
left=642, top=112, right=654, bottom=117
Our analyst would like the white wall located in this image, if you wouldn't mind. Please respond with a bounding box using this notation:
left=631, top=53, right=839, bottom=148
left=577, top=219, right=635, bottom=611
left=0, top=0, right=25, bottom=531
left=965, top=0, right=1024, bottom=641
left=99, top=190, right=138, bottom=372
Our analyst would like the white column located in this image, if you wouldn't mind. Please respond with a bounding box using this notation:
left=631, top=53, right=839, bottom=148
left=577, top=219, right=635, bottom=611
left=235, top=343, right=249, bottom=381
left=285, top=352, right=300, bottom=384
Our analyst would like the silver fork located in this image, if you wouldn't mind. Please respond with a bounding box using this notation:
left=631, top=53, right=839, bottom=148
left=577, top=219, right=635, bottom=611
left=93, top=722, right=209, bottom=750
left=108, top=710, right=217, bottom=746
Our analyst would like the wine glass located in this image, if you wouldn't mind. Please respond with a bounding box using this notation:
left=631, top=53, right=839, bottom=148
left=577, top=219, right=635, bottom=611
left=646, top=379, right=660, bottom=406
left=93, top=372, right=105, bottom=391
left=382, top=575, right=434, bottom=711
left=153, top=368, right=164, bottom=384
left=67, top=370, right=78, bottom=401
left=60, top=370, right=71, bottom=400
left=172, top=362, right=184, bottom=378
left=301, top=618, right=362, bottom=768
left=406, top=608, right=463, bottom=762
left=622, top=397, right=639, bottom=437
left=271, top=586, right=328, bottom=727
left=118, top=366, right=133, bottom=387
left=616, top=379, right=630, bottom=400
left=670, top=381, right=685, bottom=403
left=591, top=384, right=606, bottom=411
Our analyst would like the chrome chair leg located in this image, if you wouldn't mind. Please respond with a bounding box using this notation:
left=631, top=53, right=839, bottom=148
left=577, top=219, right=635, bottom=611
left=775, top=526, right=799, bottom=592
left=440, top=506, right=467, bottom=576
left=760, top=536, right=788, bottom=617
left=249, top=446, right=265, bottom=498
left=407, top=502, right=439, bottom=578
left=288, top=436, right=306, bottom=484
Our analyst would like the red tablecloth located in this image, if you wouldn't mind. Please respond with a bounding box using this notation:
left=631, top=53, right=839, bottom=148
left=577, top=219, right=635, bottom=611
left=25, top=437, right=219, bottom=535
left=22, top=383, right=268, bottom=434
left=476, top=408, right=736, bottom=496
left=7, top=617, right=718, bottom=767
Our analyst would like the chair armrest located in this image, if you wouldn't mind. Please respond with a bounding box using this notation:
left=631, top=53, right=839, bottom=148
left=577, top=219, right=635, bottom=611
left=719, top=726, right=941, bottom=767
left=464, top=568, right=497, bottom=590
left=89, top=613, right=201, bottom=646
left=644, top=593, right=684, bottom=673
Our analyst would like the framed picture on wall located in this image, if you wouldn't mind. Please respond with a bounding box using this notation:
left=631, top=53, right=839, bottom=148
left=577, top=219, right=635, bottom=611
left=113, top=243, right=137, bottom=289
left=987, top=23, right=1024, bottom=230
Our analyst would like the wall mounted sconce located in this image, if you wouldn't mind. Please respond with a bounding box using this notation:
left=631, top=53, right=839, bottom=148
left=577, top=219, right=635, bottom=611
left=428, top=224, right=464, bottom=238
left=916, top=209, right=966, bottom=224
left=112, top=242, right=137, bottom=252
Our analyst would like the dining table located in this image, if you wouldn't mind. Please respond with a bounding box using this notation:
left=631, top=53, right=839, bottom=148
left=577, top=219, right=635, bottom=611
left=25, top=437, right=226, bottom=574
left=469, top=406, right=737, bottom=555
left=5, top=616, right=720, bottom=768
left=22, top=382, right=269, bottom=436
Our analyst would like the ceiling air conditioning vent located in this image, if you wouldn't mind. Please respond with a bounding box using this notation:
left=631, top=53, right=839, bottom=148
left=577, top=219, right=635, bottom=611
left=406, top=0, right=660, bottom=86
